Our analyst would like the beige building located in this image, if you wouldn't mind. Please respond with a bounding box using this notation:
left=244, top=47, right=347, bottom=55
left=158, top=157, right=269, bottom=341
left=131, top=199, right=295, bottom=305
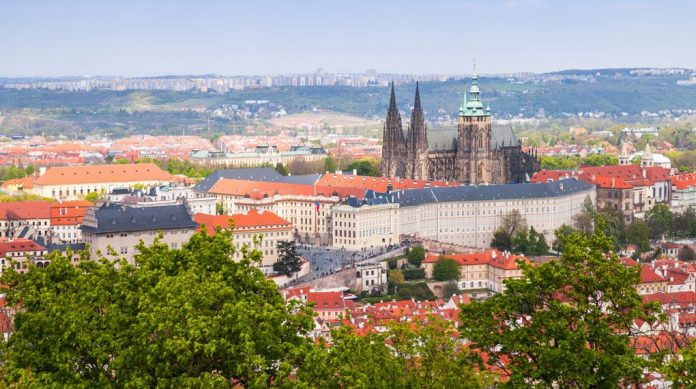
left=81, top=202, right=198, bottom=264
left=394, top=179, right=595, bottom=249
left=204, top=178, right=339, bottom=244
left=331, top=199, right=399, bottom=249
left=32, top=163, right=178, bottom=200
left=423, top=249, right=526, bottom=295
left=194, top=209, right=293, bottom=269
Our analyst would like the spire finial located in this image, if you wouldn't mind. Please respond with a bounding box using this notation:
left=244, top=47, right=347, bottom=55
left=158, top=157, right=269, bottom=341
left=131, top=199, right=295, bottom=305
left=414, top=82, right=422, bottom=111
left=389, top=81, right=397, bottom=111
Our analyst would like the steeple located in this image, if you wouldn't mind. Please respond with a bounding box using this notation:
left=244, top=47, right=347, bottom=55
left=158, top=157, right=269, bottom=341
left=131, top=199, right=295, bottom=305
left=459, top=92, right=467, bottom=116
left=388, top=81, right=397, bottom=112
left=619, top=142, right=631, bottom=166
left=383, top=82, right=405, bottom=147
left=641, top=143, right=654, bottom=167
left=408, top=82, right=427, bottom=151
left=461, top=63, right=487, bottom=117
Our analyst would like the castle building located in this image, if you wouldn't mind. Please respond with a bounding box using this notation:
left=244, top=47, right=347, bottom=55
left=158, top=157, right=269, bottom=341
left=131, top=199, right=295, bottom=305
left=380, top=72, right=539, bottom=184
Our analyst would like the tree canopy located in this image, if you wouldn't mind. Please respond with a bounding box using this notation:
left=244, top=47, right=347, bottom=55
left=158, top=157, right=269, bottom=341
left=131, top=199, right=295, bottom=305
left=432, top=257, right=460, bottom=281
left=0, top=231, right=314, bottom=387
left=460, top=222, right=662, bottom=387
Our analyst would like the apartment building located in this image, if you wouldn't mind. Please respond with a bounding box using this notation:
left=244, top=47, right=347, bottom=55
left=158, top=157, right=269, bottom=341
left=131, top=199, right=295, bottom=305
left=0, top=239, right=48, bottom=276
left=0, top=201, right=51, bottom=239
left=49, top=200, right=92, bottom=243
left=331, top=197, right=399, bottom=249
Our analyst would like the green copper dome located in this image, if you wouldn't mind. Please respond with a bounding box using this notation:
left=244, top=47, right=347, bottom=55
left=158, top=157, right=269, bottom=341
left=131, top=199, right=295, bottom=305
left=459, top=67, right=489, bottom=117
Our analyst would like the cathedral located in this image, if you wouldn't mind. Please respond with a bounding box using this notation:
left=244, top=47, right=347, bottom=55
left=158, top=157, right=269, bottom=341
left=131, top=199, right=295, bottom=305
left=380, top=72, right=539, bottom=184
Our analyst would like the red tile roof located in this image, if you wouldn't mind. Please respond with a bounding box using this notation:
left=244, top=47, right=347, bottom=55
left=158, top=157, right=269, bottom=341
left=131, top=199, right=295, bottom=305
left=315, top=174, right=459, bottom=195
left=194, top=209, right=291, bottom=235
left=640, top=265, right=667, bottom=284
left=306, top=291, right=346, bottom=312
left=34, top=163, right=173, bottom=186
left=643, top=291, right=696, bottom=305
left=0, top=201, right=51, bottom=220
left=49, top=200, right=93, bottom=226
left=0, top=239, right=45, bottom=257
left=671, top=173, right=696, bottom=190
left=208, top=179, right=315, bottom=198
left=424, top=249, right=526, bottom=270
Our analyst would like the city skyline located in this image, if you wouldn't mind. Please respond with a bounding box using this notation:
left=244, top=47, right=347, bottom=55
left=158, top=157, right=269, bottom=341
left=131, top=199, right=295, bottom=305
left=2, top=0, right=695, bottom=77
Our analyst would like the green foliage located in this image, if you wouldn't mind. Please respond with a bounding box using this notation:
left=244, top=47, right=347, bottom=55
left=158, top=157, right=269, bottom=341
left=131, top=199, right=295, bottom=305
left=491, top=209, right=526, bottom=251
left=346, top=157, right=380, bottom=176
left=84, top=191, right=100, bottom=202
left=0, top=165, right=35, bottom=182
left=540, top=154, right=618, bottom=170
left=442, top=281, right=460, bottom=299
left=512, top=226, right=550, bottom=256
left=403, top=268, right=426, bottom=281
left=625, top=221, right=652, bottom=252
left=572, top=195, right=596, bottom=236
left=297, top=316, right=491, bottom=388
left=273, top=240, right=303, bottom=277
left=322, top=157, right=337, bottom=173
left=407, top=246, right=426, bottom=267
left=392, top=282, right=436, bottom=301
left=0, top=231, right=314, bottom=387
left=664, top=339, right=696, bottom=386
left=645, top=203, right=674, bottom=239
left=113, top=157, right=131, bottom=164
left=552, top=224, right=576, bottom=253
left=387, top=269, right=405, bottom=285
left=274, top=162, right=289, bottom=176
left=165, top=158, right=214, bottom=178
left=432, top=257, right=460, bottom=281
left=459, top=223, right=663, bottom=387
left=679, top=245, right=696, bottom=262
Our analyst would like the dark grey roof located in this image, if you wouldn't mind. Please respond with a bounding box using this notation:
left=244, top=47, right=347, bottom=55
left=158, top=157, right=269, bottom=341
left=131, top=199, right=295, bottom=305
left=80, top=203, right=197, bottom=234
left=46, top=242, right=86, bottom=253
left=411, top=127, right=519, bottom=151
left=194, top=168, right=321, bottom=192
left=384, top=179, right=593, bottom=208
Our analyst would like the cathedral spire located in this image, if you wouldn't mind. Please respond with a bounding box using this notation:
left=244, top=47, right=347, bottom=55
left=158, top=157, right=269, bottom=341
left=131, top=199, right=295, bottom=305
left=408, top=82, right=427, bottom=152
left=388, top=81, right=397, bottom=112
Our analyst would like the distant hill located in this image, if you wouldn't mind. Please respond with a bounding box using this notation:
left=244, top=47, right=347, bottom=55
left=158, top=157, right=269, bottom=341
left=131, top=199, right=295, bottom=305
left=1, top=68, right=695, bottom=136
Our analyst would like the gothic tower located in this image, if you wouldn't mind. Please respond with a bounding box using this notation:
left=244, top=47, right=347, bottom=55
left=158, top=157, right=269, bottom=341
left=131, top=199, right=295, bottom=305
left=457, top=70, right=492, bottom=184
left=380, top=82, right=407, bottom=177
left=406, top=82, right=429, bottom=180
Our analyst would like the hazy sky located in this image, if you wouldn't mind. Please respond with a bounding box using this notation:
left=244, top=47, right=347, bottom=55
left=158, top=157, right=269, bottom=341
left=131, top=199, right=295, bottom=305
left=2, top=0, right=695, bottom=77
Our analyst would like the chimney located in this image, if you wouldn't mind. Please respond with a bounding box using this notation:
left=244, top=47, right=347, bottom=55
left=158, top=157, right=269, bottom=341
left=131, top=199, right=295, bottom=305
left=611, top=177, right=616, bottom=188
left=353, top=169, right=357, bottom=176
left=39, top=167, right=47, bottom=176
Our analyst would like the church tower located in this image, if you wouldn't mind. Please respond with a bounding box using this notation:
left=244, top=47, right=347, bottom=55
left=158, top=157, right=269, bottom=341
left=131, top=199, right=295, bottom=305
left=380, top=82, right=407, bottom=177
left=619, top=142, right=631, bottom=166
left=406, top=82, right=429, bottom=180
left=457, top=68, right=492, bottom=184
left=641, top=143, right=654, bottom=167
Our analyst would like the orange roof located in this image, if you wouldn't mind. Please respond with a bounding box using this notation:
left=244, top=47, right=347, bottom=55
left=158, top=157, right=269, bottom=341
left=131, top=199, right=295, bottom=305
left=306, top=291, right=346, bottom=312
left=640, top=265, right=667, bottom=284
left=643, top=291, right=696, bottom=305
left=533, top=165, right=672, bottom=189
left=671, top=173, right=696, bottom=190
left=0, top=201, right=51, bottom=220
left=50, top=200, right=93, bottom=225
left=424, top=249, right=525, bottom=270
left=34, top=163, right=172, bottom=186
left=0, top=238, right=45, bottom=256
left=194, top=209, right=291, bottom=235
left=208, top=178, right=315, bottom=198
left=1, top=176, right=36, bottom=190
left=315, top=174, right=460, bottom=194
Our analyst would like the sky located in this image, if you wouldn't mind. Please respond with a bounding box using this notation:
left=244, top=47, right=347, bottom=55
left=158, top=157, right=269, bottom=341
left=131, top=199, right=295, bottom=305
left=1, top=0, right=695, bottom=77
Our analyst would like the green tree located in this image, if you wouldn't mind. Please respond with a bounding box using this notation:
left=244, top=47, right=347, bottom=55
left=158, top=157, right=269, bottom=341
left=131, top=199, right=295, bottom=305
left=432, top=257, right=460, bottom=281
left=407, top=246, right=426, bottom=267
left=0, top=231, right=314, bottom=387
left=583, top=153, right=619, bottom=166
left=388, top=269, right=405, bottom=285
left=645, top=203, right=674, bottom=239
left=459, top=223, right=662, bottom=387
left=625, top=220, right=652, bottom=252
left=572, top=195, right=596, bottom=236
left=322, top=157, right=337, bottom=173
left=274, top=162, right=289, bottom=176
left=491, top=209, right=526, bottom=251
left=273, top=240, right=303, bottom=278
left=84, top=191, right=100, bottom=202
left=679, top=245, right=696, bottom=262
left=346, top=157, right=380, bottom=176
left=664, top=339, right=696, bottom=387
left=297, top=316, right=490, bottom=388
left=442, top=281, right=460, bottom=299
left=552, top=224, right=576, bottom=253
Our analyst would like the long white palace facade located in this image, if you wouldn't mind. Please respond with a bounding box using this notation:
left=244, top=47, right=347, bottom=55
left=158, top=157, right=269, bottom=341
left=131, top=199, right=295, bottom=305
left=341, top=179, right=594, bottom=249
